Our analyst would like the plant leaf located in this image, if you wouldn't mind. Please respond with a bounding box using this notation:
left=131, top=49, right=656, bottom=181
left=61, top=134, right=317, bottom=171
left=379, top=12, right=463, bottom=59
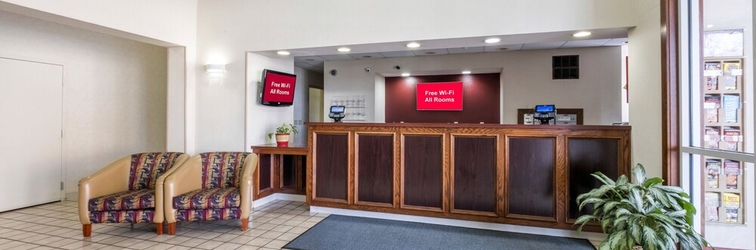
left=643, top=177, right=664, bottom=188
left=591, top=172, right=617, bottom=186
left=632, top=163, right=646, bottom=183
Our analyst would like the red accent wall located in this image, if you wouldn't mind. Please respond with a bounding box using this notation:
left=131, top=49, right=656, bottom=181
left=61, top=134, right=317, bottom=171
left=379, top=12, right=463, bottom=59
left=385, top=73, right=500, bottom=123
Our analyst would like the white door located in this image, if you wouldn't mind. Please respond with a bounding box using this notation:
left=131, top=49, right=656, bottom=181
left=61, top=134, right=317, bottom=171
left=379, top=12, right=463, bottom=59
left=0, top=57, right=63, bottom=212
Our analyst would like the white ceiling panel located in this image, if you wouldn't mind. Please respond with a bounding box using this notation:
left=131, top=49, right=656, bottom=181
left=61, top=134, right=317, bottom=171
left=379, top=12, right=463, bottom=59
left=294, top=56, right=326, bottom=63
left=521, top=41, right=567, bottom=50
left=318, top=54, right=354, bottom=61
left=411, top=49, right=449, bottom=56
left=603, top=38, right=628, bottom=46
left=483, top=44, right=523, bottom=52
left=379, top=51, right=417, bottom=58
left=447, top=47, right=485, bottom=54
left=561, top=39, right=611, bottom=48
left=348, top=53, right=385, bottom=59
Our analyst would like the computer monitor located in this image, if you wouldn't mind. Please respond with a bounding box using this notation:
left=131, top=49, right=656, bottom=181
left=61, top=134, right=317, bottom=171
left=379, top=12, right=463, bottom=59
left=329, top=105, right=346, bottom=122
left=330, top=105, right=345, bottom=114
left=534, top=105, right=555, bottom=113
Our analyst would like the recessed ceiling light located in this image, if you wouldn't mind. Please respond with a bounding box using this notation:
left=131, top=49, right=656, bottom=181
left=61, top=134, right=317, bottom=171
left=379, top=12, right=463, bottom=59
left=277, top=51, right=290, bottom=56
left=337, top=47, right=351, bottom=52
left=401, top=73, right=411, bottom=77
left=484, top=38, right=500, bottom=44
left=573, top=31, right=591, bottom=37
left=707, top=24, right=714, bottom=28
left=406, top=42, right=421, bottom=48
left=462, top=70, right=471, bottom=74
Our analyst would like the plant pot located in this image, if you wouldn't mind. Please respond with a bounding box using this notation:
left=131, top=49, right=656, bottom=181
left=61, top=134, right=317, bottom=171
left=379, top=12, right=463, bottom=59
left=275, top=133, right=290, bottom=147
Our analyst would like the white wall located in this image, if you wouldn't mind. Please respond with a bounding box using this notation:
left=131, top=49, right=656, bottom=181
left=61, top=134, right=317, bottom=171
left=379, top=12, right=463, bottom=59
left=194, top=0, right=642, bottom=152
left=0, top=10, right=168, bottom=193
left=0, top=0, right=196, bottom=46
left=0, top=0, right=199, bottom=155
left=201, top=0, right=639, bottom=52
left=293, top=67, right=324, bottom=144
left=243, top=53, right=295, bottom=150
left=324, top=47, right=622, bottom=125
left=628, top=1, right=663, bottom=178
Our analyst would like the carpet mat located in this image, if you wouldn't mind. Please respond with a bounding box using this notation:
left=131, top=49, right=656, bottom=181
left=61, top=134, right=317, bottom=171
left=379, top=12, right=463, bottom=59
left=284, top=215, right=596, bottom=250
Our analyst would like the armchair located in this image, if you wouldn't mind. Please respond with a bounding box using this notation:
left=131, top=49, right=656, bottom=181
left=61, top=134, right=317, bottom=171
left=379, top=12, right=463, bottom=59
left=164, top=152, right=257, bottom=235
left=78, top=152, right=188, bottom=237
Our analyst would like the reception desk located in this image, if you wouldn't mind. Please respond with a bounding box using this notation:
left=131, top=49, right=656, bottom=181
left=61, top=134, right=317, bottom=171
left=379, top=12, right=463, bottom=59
left=306, top=122, right=630, bottom=231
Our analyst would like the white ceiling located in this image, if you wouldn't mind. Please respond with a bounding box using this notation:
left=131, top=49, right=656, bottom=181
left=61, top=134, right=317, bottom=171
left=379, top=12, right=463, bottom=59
left=254, top=27, right=630, bottom=73
left=262, top=0, right=752, bottom=74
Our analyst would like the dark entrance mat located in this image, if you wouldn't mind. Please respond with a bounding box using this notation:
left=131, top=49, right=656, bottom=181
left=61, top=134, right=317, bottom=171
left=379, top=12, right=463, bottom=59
left=284, top=215, right=596, bottom=250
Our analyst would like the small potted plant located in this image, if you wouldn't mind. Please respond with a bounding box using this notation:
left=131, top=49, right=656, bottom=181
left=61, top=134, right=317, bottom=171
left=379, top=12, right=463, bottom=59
left=269, top=123, right=298, bottom=147
left=574, top=164, right=710, bottom=250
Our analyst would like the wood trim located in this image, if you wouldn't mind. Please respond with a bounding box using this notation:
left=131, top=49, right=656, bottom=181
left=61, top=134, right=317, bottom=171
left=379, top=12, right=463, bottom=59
left=661, top=0, right=680, bottom=186
left=307, top=123, right=631, bottom=232
left=394, top=131, right=401, bottom=209
left=556, top=134, right=566, bottom=224
left=348, top=131, right=355, bottom=205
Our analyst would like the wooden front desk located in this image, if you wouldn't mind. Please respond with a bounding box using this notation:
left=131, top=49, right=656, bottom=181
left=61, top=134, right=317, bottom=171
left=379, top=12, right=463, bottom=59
left=251, top=144, right=307, bottom=200
left=306, top=122, right=631, bottom=232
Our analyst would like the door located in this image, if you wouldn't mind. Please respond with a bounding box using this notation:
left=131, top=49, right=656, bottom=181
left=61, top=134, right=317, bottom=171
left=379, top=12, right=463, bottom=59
left=0, top=57, right=63, bottom=212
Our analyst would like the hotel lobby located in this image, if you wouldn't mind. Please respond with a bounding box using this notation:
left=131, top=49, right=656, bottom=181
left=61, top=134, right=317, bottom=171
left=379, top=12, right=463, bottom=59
left=0, top=0, right=754, bottom=249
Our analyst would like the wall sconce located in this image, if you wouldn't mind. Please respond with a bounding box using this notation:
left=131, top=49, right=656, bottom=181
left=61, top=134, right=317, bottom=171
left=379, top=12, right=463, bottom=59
left=205, top=64, right=226, bottom=74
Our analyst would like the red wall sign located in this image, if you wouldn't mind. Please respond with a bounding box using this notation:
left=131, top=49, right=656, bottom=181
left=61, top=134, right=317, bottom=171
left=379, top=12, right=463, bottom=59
left=262, top=71, right=296, bottom=103
left=416, top=82, right=463, bottom=110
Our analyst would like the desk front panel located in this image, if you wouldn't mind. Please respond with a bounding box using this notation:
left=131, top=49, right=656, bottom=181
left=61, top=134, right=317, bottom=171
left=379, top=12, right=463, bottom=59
left=307, top=123, right=630, bottom=232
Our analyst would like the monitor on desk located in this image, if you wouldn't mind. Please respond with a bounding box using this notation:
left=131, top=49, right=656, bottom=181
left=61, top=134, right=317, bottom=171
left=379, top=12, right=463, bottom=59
left=330, top=105, right=345, bottom=114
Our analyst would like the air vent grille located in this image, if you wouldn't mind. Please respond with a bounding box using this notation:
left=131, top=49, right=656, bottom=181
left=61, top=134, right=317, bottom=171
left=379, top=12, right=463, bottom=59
left=552, top=55, right=579, bottom=79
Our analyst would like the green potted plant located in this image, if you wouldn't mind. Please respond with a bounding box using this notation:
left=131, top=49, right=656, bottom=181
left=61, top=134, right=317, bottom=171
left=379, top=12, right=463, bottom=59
left=574, top=164, right=711, bottom=250
left=269, top=123, right=298, bottom=147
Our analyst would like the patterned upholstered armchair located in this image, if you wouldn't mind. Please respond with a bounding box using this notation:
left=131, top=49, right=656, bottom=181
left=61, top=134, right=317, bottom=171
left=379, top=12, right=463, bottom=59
left=78, top=152, right=188, bottom=237
left=164, top=152, right=258, bottom=235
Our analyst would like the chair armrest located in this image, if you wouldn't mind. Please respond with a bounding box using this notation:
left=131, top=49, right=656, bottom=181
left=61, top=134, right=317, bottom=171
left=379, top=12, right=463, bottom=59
left=164, top=155, right=202, bottom=223
left=154, top=154, right=189, bottom=224
left=78, top=156, right=131, bottom=224
left=240, top=153, right=258, bottom=219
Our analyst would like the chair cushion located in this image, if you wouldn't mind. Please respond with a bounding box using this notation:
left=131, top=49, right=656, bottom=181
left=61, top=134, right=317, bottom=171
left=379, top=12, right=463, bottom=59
left=175, top=208, right=242, bottom=222
left=173, top=187, right=240, bottom=210
left=89, top=189, right=155, bottom=212
left=200, top=152, right=249, bottom=189
left=89, top=209, right=155, bottom=223
left=129, top=152, right=185, bottom=191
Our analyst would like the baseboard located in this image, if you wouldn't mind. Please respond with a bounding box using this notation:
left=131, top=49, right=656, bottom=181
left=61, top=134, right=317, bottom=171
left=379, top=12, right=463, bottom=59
left=310, top=206, right=607, bottom=243
left=65, top=192, right=78, bottom=201
left=253, top=194, right=306, bottom=208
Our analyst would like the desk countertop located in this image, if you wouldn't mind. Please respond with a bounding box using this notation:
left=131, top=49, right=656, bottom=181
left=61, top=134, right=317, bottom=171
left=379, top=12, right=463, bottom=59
left=251, top=144, right=307, bottom=155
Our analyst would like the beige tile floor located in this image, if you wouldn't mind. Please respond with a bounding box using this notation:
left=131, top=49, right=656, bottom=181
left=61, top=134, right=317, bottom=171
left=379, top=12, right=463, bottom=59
left=0, top=200, right=325, bottom=250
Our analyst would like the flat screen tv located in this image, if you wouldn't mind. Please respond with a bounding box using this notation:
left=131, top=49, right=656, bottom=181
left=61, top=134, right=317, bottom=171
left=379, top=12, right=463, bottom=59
left=260, top=69, right=297, bottom=106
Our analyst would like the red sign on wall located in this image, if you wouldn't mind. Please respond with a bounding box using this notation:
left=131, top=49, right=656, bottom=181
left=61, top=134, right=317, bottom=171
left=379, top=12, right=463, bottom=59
left=262, top=70, right=296, bottom=103
left=416, top=82, right=463, bottom=110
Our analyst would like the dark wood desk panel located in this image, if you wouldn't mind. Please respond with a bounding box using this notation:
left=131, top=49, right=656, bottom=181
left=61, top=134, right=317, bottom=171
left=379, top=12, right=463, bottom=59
left=313, top=133, right=349, bottom=202
left=566, top=138, right=621, bottom=220
left=306, top=122, right=631, bottom=232
left=356, top=134, right=394, bottom=205
left=251, top=144, right=307, bottom=200
left=452, top=136, right=497, bottom=215
left=402, top=135, right=444, bottom=210
left=507, top=137, right=556, bottom=220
